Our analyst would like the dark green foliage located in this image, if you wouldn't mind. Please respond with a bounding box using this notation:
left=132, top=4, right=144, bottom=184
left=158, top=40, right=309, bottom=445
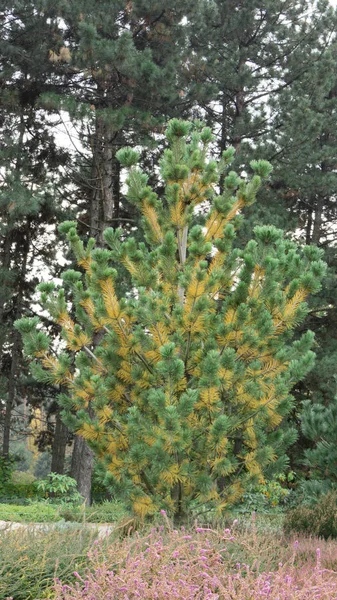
left=299, top=396, right=337, bottom=501
left=284, top=492, right=337, bottom=540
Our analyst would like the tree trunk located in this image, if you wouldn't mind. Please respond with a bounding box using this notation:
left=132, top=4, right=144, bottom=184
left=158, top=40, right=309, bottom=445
left=2, top=331, right=20, bottom=457
left=51, top=410, right=69, bottom=474
left=70, top=435, right=94, bottom=505
left=305, top=207, right=313, bottom=245
left=312, top=196, right=324, bottom=245
left=91, top=114, right=120, bottom=244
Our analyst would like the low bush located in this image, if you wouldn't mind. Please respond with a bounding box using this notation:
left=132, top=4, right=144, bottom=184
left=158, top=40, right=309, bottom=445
left=11, top=471, right=36, bottom=485
left=0, top=501, right=61, bottom=523
left=235, top=478, right=291, bottom=513
left=59, top=500, right=127, bottom=523
left=284, top=492, right=337, bottom=539
left=37, top=472, right=83, bottom=504
left=0, top=468, right=43, bottom=504
left=54, top=521, right=337, bottom=599
left=0, top=525, right=100, bottom=600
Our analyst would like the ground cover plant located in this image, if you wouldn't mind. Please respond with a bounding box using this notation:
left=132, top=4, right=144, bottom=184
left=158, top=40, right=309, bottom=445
left=284, top=492, right=337, bottom=540
left=0, top=499, right=127, bottom=524
left=3, top=513, right=337, bottom=599
left=16, top=120, right=326, bottom=520
left=0, top=526, right=99, bottom=600
left=53, top=518, right=337, bottom=599
left=0, top=502, right=60, bottom=523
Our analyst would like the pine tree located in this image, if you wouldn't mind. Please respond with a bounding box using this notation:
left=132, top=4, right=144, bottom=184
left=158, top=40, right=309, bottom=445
left=300, top=395, right=337, bottom=501
left=39, top=0, right=197, bottom=243
left=0, top=2, right=72, bottom=457
left=187, top=0, right=334, bottom=162
left=243, top=31, right=337, bottom=477
left=16, top=120, right=325, bottom=519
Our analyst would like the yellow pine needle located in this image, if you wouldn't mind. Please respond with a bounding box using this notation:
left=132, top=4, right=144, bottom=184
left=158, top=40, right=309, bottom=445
left=224, top=307, right=237, bottom=326
left=98, top=406, right=113, bottom=424
left=169, top=198, right=185, bottom=227
left=181, top=171, right=209, bottom=205
left=244, top=451, right=262, bottom=476
left=208, top=435, right=229, bottom=454
left=236, top=343, right=260, bottom=361
left=121, top=256, right=139, bottom=277
left=40, top=354, right=72, bottom=384
left=57, top=311, right=75, bottom=333
left=108, top=384, right=127, bottom=403
left=174, top=376, right=187, bottom=393
left=78, top=256, right=92, bottom=272
left=218, top=367, right=233, bottom=389
left=80, top=297, right=101, bottom=329
left=117, top=360, right=133, bottom=384
left=67, top=331, right=91, bottom=351
left=224, top=481, right=244, bottom=505
left=196, top=386, right=220, bottom=410
left=185, top=277, right=206, bottom=309
left=132, top=495, right=156, bottom=518
left=273, top=288, right=308, bottom=332
left=100, top=278, right=121, bottom=320
left=160, top=463, right=184, bottom=486
left=77, top=422, right=102, bottom=442
left=141, top=202, right=164, bottom=242
left=204, top=210, right=226, bottom=242
left=204, top=198, right=244, bottom=242
left=244, top=418, right=258, bottom=449
left=183, top=312, right=209, bottom=336
left=248, top=265, right=265, bottom=299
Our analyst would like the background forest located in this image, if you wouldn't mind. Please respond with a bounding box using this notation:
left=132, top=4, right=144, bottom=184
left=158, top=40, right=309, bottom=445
left=1, top=0, right=337, bottom=512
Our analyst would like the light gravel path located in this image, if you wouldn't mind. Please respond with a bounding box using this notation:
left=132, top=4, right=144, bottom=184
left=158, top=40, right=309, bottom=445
left=0, top=519, right=115, bottom=537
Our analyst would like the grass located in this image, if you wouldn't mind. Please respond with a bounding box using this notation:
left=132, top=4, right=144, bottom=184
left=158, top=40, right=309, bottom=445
left=0, top=502, right=61, bottom=523
left=0, top=525, right=100, bottom=600
left=0, top=499, right=127, bottom=524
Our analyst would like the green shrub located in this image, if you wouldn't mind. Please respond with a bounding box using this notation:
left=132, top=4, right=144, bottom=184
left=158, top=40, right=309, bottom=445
left=37, top=472, right=83, bottom=504
left=235, top=476, right=291, bottom=514
left=59, top=500, right=127, bottom=523
left=0, top=525, right=99, bottom=600
left=11, top=470, right=36, bottom=485
left=0, top=502, right=61, bottom=523
left=0, top=455, right=15, bottom=484
left=284, top=492, right=337, bottom=539
left=0, top=468, right=42, bottom=503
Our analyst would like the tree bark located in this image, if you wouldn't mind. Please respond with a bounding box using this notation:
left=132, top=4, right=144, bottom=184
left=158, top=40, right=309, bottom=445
left=312, top=196, right=324, bottom=245
left=50, top=410, right=69, bottom=474
left=70, top=435, right=94, bottom=505
left=91, top=114, right=120, bottom=243
left=2, top=330, right=20, bottom=457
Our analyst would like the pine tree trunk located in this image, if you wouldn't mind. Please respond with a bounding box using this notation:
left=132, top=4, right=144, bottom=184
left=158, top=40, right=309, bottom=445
left=2, top=330, right=20, bottom=457
left=77, top=111, right=121, bottom=500
left=70, top=435, right=94, bottom=505
left=91, top=114, right=120, bottom=243
left=51, top=410, right=69, bottom=474
left=312, top=196, right=324, bottom=245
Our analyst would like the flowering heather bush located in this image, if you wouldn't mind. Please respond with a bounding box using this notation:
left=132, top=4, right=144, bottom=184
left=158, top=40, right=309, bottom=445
left=55, top=518, right=337, bottom=600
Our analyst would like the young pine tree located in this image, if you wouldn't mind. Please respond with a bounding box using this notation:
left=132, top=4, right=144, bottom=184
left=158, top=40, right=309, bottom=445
left=16, top=121, right=326, bottom=519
